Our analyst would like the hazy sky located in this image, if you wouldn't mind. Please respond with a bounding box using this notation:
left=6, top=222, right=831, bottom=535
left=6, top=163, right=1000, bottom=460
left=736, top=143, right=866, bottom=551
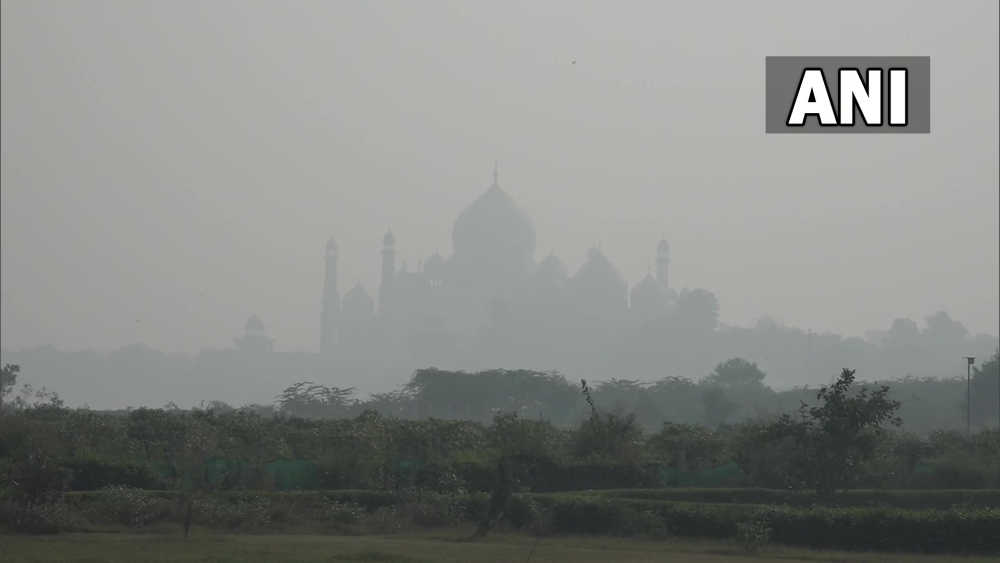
left=2, top=0, right=998, bottom=354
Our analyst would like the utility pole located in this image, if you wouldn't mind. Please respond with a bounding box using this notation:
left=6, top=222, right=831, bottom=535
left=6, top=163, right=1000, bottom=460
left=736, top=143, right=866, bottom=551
left=963, top=357, right=975, bottom=436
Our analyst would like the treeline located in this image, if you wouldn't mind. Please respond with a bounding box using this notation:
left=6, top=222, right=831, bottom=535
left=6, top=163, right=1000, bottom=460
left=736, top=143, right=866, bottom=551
left=260, top=354, right=998, bottom=434
left=2, top=310, right=997, bottom=411
left=2, top=369, right=998, bottom=495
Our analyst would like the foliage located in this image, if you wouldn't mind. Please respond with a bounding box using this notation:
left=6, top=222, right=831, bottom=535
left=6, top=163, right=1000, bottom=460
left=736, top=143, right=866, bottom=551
left=485, top=411, right=558, bottom=459
left=578, top=487, right=1000, bottom=509
left=703, top=358, right=768, bottom=391
left=61, top=459, right=165, bottom=491
left=1, top=384, right=997, bottom=497
left=404, top=369, right=579, bottom=420
left=0, top=499, right=71, bottom=534
left=3, top=446, right=72, bottom=503
left=649, top=422, right=730, bottom=471
left=8, top=488, right=990, bottom=554
left=764, top=368, right=902, bottom=496
left=573, top=380, right=643, bottom=461
left=971, top=349, right=1000, bottom=427
left=533, top=497, right=1000, bottom=554
left=83, top=485, right=175, bottom=527
left=0, top=363, right=19, bottom=409
left=701, top=388, right=738, bottom=427
left=736, top=514, right=772, bottom=553
left=276, top=382, right=357, bottom=418
left=9, top=383, right=64, bottom=411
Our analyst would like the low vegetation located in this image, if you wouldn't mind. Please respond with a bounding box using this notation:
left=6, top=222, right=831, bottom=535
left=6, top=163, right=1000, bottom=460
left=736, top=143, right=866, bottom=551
left=2, top=362, right=999, bottom=556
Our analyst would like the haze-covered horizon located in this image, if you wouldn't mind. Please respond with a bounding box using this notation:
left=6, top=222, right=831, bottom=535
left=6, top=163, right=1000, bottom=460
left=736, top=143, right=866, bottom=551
left=3, top=0, right=999, bottom=358
left=0, top=309, right=994, bottom=357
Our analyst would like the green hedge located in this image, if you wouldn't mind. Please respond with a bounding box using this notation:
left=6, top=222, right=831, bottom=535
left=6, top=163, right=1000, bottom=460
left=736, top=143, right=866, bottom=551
left=529, top=496, right=1000, bottom=554
left=438, top=458, right=665, bottom=493
left=568, top=487, right=1000, bottom=509
left=62, top=489, right=1000, bottom=554
left=57, top=457, right=674, bottom=493
left=60, top=459, right=166, bottom=491
left=65, top=489, right=490, bottom=515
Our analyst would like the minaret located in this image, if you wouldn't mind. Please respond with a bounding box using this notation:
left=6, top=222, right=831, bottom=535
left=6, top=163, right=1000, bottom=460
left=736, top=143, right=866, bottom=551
left=656, top=238, right=670, bottom=288
left=320, top=238, right=341, bottom=354
left=377, top=229, right=396, bottom=338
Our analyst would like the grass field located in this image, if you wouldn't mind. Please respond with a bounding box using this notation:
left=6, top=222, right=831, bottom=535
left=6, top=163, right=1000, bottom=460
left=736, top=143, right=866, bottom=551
left=1, top=530, right=996, bottom=563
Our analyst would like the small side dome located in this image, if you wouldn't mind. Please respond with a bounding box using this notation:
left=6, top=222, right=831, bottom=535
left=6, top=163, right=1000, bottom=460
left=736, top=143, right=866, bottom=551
left=537, top=251, right=568, bottom=280
left=343, top=281, right=375, bottom=315
left=573, top=248, right=626, bottom=307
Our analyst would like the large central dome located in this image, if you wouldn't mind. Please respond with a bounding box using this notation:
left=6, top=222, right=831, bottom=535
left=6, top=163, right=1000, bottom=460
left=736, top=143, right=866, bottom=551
left=452, top=178, right=536, bottom=268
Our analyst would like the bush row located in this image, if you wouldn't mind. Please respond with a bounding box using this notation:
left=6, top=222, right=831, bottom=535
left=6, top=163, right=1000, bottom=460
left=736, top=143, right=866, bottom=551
left=53, top=457, right=676, bottom=493
left=5, top=487, right=479, bottom=535
left=65, top=489, right=473, bottom=513
left=53, top=457, right=1000, bottom=514
left=411, top=458, right=666, bottom=493
left=63, top=485, right=1000, bottom=512
left=526, top=496, right=1000, bottom=554
left=60, top=459, right=168, bottom=491
left=49, top=488, right=1000, bottom=554
left=567, top=487, right=1000, bottom=509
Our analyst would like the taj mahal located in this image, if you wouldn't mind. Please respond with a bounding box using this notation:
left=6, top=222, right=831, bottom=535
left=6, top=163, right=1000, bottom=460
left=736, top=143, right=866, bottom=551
left=221, top=167, right=685, bottom=396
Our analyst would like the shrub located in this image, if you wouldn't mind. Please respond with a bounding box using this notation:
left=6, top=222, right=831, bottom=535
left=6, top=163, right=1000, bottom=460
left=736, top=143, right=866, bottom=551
left=3, top=448, right=72, bottom=503
left=505, top=494, right=543, bottom=530
left=534, top=497, right=1000, bottom=554
left=83, top=485, right=173, bottom=527
left=193, top=495, right=273, bottom=531
left=582, top=487, right=1000, bottom=510
left=321, top=501, right=367, bottom=525
left=0, top=499, right=71, bottom=534
left=62, top=459, right=164, bottom=491
left=736, top=515, right=772, bottom=553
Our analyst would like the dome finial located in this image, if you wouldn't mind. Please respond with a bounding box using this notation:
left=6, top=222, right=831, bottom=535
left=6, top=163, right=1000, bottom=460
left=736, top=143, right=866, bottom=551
left=493, top=161, right=498, bottom=185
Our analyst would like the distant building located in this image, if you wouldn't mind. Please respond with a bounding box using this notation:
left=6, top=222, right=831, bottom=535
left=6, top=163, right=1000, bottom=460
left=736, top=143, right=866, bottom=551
left=233, top=315, right=275, bottom=352
left=220, top=167, right=680, bottom=389
left=314, top=166, right=676, bottom=360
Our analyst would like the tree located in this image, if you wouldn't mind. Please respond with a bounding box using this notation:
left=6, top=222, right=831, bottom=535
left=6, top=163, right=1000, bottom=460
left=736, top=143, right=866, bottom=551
left=765, top=368, right=901, bottom=497
left=702, top=387, right=738, bottom=427
left=632, top=391, right=665, bottom=428
left=486, top=411, right=557, bottom=459
left=0, top=364, right=18, bottom=411
left=675, top=289, right=720, bottom=333
left=647, top=376, right=702, bottom=423
left=275, top=382, right=356, bottom=418
left=703, top=358, right=767, bottom=391
left=922, top=311, right=969, bottom=348
left=573, top=380, right=643, bottom=461
left=970, top=349, right=999, bottom=428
